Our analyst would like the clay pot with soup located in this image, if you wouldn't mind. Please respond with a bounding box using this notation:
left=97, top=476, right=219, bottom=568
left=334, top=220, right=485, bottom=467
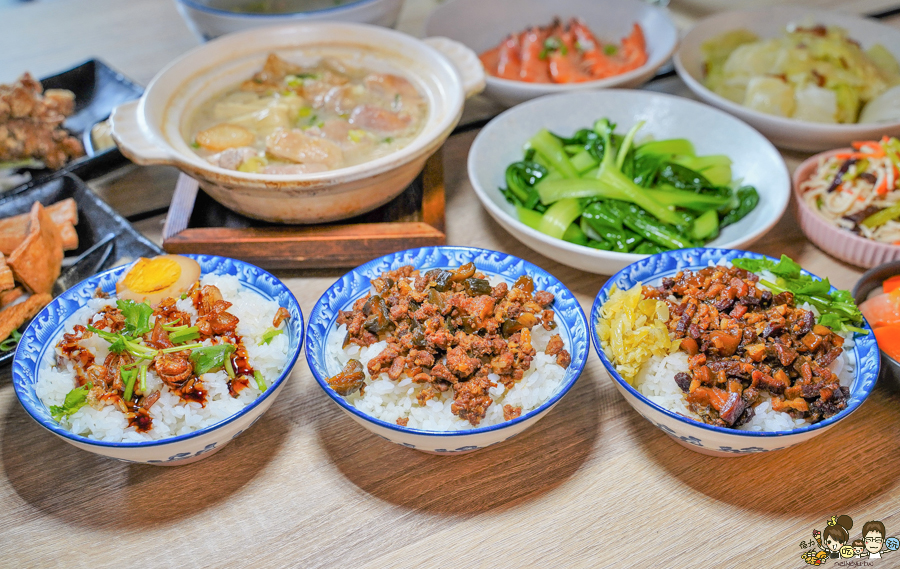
left=110, top=22, right=484, bottom=223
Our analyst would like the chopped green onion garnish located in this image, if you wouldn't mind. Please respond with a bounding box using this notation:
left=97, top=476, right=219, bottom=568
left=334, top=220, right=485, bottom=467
left=224, top=354, right=235, bottom=378
left=122, top=365, right=138, bottom=401
left=253, top=370, right=267, bottom=392
left=259, top=327, right=283, bottom=345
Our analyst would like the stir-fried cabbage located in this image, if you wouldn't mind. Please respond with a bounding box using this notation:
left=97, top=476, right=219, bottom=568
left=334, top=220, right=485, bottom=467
left=702, top=25, right=900, bottom=123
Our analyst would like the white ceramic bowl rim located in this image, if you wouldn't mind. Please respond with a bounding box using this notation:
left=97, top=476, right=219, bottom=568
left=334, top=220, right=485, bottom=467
left=674, top=6, right=900, bottom=131
left=306, top=245, right=589, bottom=437
left=467, top=89, right=790, bottom=264
left=590, top=247, right=880, bottom=438
left=178, top=0, right=380, bottom=17
left=133, top=22, right=466, bottom=183
left=12, top=255, right=305, bottom=448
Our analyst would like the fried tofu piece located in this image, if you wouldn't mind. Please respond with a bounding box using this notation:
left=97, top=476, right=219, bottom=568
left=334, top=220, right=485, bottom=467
left=0, top=198, right=78, bottom=254
left=0, top=253, right=13, bottom=291
left=7, top=202, right=63, bottom=295
left=0, top=286, right=24, bottom=308
left=0, top=292, right=50, bottom=341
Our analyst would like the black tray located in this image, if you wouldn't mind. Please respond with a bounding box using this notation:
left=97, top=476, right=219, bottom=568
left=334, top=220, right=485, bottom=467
left=0, top=173, right=163, bottom=364
left=7, top=59, right=143, bottom=190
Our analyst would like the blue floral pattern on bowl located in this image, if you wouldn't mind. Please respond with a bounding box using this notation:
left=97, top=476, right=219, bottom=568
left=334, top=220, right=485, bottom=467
left=306, top=246, right=588, bottom=454
left=12, top=254, right=304, bottom=465
left=589, top=247, right=879, bottom=457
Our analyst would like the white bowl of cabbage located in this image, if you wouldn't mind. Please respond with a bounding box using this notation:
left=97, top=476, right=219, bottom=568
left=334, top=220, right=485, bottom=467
left=674, top=6, right=900, bottom=152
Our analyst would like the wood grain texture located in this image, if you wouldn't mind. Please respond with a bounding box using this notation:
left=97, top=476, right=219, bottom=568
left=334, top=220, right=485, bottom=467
left=2, top=2, right=900, bottom=569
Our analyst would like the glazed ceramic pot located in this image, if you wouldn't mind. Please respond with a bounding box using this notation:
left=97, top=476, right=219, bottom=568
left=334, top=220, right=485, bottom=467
left=305, top=246, right=589, bottom=454
left=590, top=248, right=879, bottom=457
left=110, top=22, right=485, bottom=224
left=13, top=255, right=304, bottom=465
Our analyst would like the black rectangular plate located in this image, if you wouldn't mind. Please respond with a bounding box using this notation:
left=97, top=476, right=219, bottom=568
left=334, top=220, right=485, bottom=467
left=188, top=173, right=426, bottom=229
left=7, top=59, right=143, bottom=191
left=0, top=173, right=163, bottom=365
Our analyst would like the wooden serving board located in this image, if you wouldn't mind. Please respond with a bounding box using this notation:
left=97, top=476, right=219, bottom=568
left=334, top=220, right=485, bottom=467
left=162, top=150, right=446, bottom=269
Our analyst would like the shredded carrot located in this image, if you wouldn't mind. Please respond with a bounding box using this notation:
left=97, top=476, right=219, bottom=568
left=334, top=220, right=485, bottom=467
left=851, top=141, right=886, bottom=158
left=878, top=174, right=890, bottom=195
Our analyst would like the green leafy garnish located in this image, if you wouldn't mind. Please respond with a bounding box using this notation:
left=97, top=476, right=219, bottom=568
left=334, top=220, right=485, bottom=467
left=603, top=44, right=618, bottom=56
left=732, top=255, right=867, bottom=333
left=259, top=327, right=283, bottom=345
left=116, top=299, right=153, bottom=337
left=253, top=370, right=267, bottom=392
left=88, top=325, right=156, bottom=359
left=0, top=329, right=22, bottom=352
left=49, top=382, right=92, bottom=421
left=189, top=344, right=236, bottom=376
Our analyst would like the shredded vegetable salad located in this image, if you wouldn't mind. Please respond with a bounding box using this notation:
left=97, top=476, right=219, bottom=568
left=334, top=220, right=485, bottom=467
left=800, top=136, right=900, bottom=243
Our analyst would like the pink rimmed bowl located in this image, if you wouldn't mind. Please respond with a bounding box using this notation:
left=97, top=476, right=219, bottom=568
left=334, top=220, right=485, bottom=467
left=794, top=148, right=900, bottom=269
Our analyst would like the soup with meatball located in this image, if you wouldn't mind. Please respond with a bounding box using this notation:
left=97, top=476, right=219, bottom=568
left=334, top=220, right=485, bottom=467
left=188, top=53, right=427, bottom=175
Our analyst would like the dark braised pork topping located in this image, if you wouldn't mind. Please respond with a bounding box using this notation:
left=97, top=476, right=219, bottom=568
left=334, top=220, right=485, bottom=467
left=333, top=264, right=569, bottom=426
left=646, top=266, right=849, bottom=428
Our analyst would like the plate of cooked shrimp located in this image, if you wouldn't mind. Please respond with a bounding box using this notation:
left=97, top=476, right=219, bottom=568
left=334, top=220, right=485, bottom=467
left=425, top=0, right=677, bottom=107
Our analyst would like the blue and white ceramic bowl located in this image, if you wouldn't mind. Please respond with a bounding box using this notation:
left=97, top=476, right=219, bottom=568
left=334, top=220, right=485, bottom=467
left=13, top=255, right=304, bottom=466
left=306, top=246, right=589, bottom=454
left=590, top=248, right=879, bottom=457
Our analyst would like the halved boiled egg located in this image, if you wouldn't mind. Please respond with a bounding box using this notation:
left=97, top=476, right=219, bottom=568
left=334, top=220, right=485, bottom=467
left=116, top=255, right=201, bottom=306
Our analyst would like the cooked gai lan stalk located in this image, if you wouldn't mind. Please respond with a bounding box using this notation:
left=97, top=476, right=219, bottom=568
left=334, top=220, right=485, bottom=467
left=501, top=118, right=759, bottom=254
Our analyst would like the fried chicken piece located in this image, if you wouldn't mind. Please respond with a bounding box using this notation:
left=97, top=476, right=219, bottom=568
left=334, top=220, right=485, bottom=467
left=0, top=253, right=13, bottom=291
left=0, top=198, right=78, bottom=254
left=0, top=292, right=50, bottom=341
left=0, top=286, right=23, bottom=308
left=0, top=73, right=84, bottom=169
left=7, top=202, right=63, bottom=294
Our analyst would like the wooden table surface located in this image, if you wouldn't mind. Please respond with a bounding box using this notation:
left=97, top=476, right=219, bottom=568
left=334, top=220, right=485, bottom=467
left=3, top=1, right=900, bottom=568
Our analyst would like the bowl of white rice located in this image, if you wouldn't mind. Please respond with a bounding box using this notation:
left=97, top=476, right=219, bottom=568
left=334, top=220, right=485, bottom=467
left=590, top=247, right=879, bottom=457
left=305, top=246, right=589, bottom=454
left=13, top=254, right=304, bottom=465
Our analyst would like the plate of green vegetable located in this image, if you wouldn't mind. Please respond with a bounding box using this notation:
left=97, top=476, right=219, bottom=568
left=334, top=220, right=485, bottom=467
left=467, top=89, right=791, bottom=274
